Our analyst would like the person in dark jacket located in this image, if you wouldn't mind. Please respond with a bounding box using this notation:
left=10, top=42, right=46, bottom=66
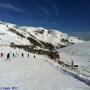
left=34, top=55, right=35, bottom=58
left=28, top=53, right=29, bottom=58
left=13, top=53, right=15, bottom=58
left=22, top=53, right=24, bottom=57
left=7, top=53, right=10, bottom=60
left=1, top=53, right=4, bottom=57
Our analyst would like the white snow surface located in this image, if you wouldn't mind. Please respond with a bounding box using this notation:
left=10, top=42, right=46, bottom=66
left=0, top=46, right=89, bottom=90
left=0, top=23, right=30, bottom=45
left=59, top=41, right=90, bottom=79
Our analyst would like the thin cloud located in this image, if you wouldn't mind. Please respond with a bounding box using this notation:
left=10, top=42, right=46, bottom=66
left=0, top=3, right=24, bottom=13
left=35, top=0, right=59, bottom=16
left=35, top=1, right=50, bottom=15
left=40, top=6, right=50, bottom=15
left=52, top=4, right=59, bottom=15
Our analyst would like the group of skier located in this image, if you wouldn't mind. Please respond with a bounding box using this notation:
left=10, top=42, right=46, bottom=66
left=0, top=52, right=36, bottom=60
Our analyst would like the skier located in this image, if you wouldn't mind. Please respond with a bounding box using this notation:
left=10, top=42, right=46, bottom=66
left=13, top=53, right=15, bottom=58
left=22, top=53, right=24, bottom=57
left=1, top=53, right=4, bottom=57
left=71, top=60, right=74, bottom=69
left=34, top=55, right=35, bottom=58
left=7, top=53, right=10, bottom=60
left=28, top=53, right=29, bottom=58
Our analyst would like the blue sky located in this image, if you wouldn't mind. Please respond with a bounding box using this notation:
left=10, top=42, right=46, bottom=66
left=0, top=0, right=90, bottom=32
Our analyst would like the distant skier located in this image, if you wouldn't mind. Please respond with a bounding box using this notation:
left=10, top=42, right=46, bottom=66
left=13, top=53, right=15, bottom=58
left=28, top=53, right=29, bottom=58
left=34, top=55, right=35, bottom=58
left=7, top=53, right=10, bottom=60
left=22, top=53, right=24, bottom=57
left=1, top=53, right=4, bottom=57
left=71, top=60, right=74, bottom=69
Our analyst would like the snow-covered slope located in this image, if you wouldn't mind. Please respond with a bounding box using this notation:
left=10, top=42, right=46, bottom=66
left=21, top=26, right=83, bottom=47
left=0, top=46, right=89, bottom=90
left=0, top=21, right=30, bottom=45
left=60, top=41, right=90, bottom=66
left=0, top=21, right=90, bottom=89
left=59, top=41, right=90, bottom=79
left=0, top=21, right=83, bottom=48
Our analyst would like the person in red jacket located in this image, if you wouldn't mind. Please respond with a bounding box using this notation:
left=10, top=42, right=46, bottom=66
left=0, top=53, right=4, bottom=57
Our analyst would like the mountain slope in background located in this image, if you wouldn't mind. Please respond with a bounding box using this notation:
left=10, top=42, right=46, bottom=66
left=20, top=26, right=83, bottom=48
left=0, top=21, right=83, bottom=48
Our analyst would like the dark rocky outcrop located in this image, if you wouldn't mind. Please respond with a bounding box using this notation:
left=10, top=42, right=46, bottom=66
left=9, top=28, right=25, bottom=38
left=10, top=42, right=60, bottom=61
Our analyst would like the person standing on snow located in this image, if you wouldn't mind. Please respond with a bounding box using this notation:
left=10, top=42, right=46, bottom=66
left=7, top=53, right=10, bottom=60
left=28, top=53, right=29, bottom=58
left=1, top=53, right=4, bottom=57
left=22, top=53, right=24, bottom=57
left=13, top=53, right=15, bottom=58
left=0, top=53, right=4, bottom=59
left=34, top=55, right=35, bottom=58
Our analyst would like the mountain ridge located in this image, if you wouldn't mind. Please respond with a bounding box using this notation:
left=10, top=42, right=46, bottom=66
left=0, top=21, right=84, bottom=60
left=0, top=21, right=83, bottom=47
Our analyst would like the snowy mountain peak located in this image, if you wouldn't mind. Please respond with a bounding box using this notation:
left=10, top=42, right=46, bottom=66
left=0, top=21, right=84, bottom=48
left=20, top=26, right=84, bottom=48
